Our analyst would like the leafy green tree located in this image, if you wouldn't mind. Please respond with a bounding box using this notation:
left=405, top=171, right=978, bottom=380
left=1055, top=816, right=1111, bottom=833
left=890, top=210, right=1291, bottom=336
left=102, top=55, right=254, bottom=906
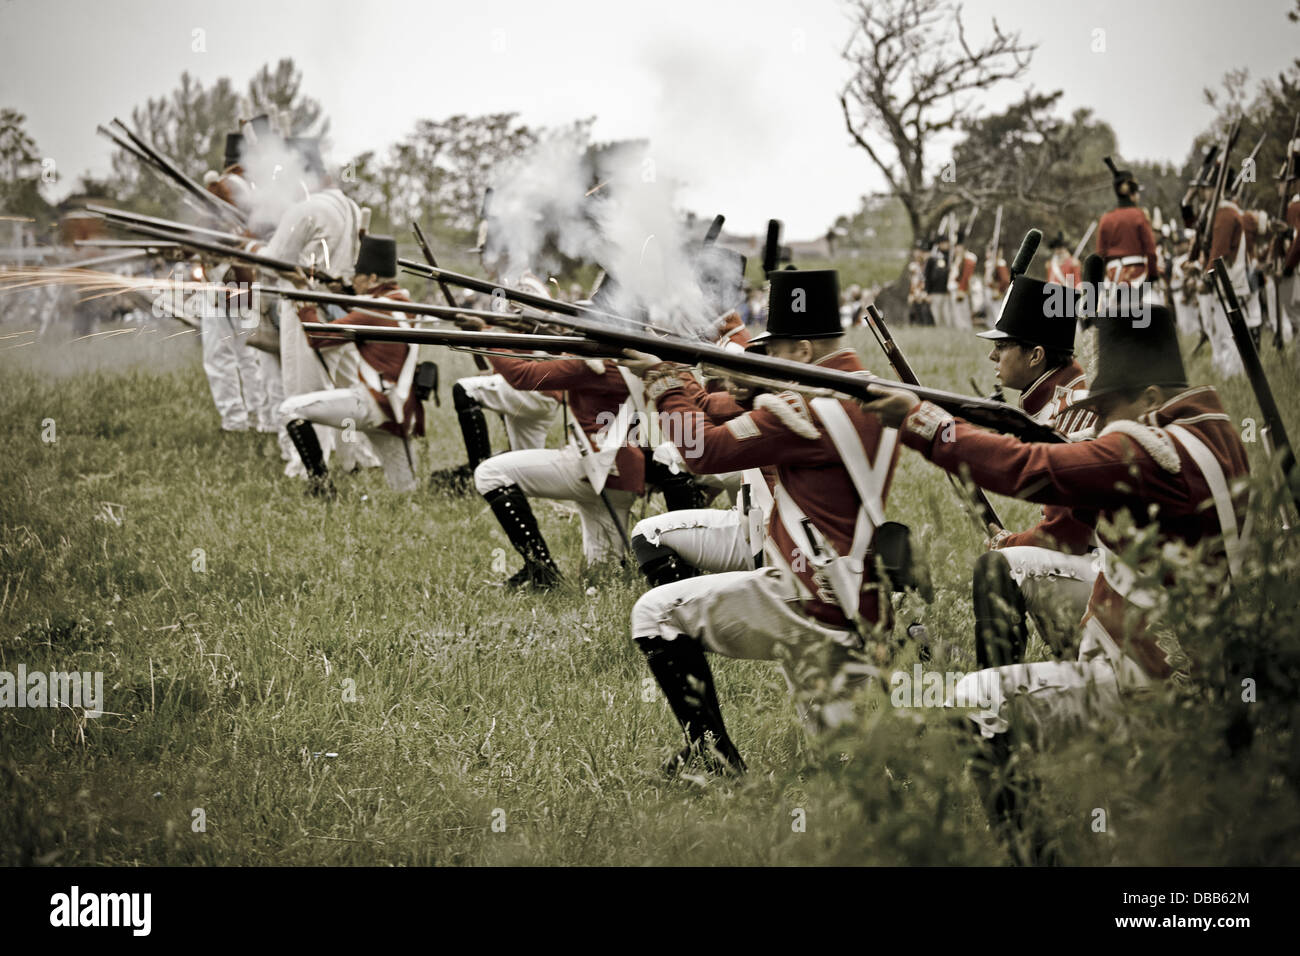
left=0, top=108, right=53, bottom=225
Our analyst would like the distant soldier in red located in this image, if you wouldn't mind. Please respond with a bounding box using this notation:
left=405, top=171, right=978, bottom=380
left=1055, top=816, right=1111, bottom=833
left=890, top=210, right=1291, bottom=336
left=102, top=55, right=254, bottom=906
left=1277, top=136, right=1300, bottom=342
left=1096, top=158, right=1158, bottom=289
left=1045, top=232, right=1081, bottom=288
left=949, top=230, right=978, bottom=330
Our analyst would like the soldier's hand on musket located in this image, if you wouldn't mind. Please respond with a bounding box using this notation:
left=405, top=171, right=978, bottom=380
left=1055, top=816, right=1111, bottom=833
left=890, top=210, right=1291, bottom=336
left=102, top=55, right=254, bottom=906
left=984, top=523, right=1013, bottom=551
left=619, top=349, right=664, bottom=377
left=859, top=385, right=920, bottom=428
left=454, top=314, right=487, bottom=331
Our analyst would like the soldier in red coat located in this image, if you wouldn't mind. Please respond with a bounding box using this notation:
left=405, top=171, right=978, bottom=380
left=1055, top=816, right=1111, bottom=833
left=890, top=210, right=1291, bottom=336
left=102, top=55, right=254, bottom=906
left=1044, top=232, right=1081, bottom=289
left=1272, top=137, right=1300, bottom=343
left=622, top=270, right=901, bottom=775
left=864, top=301, right=1249, bottom=859
left=279, top=236, right=424, bottom=494
left=865, top=304, right=1249, bottom=722
left=464, top=296, right=645, bottom=586
left=973, top=272, right=1098, bottom=664
left=1096, top=159, right=1158, bottom=290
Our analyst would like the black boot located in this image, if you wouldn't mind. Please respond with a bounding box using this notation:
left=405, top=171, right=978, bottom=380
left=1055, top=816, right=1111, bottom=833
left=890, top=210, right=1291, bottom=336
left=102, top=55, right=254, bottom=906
left=455, top=381, right=492, bottom=469
left=483, top=484, right=562, bottom=589
left=286, top=418, right=334, bottom=498
left=632, top=534, right=699, bottom=588
left=430, top=383, right=492, bottom=493
left=972, top=551, right=1029, bottom=668
left=644, top=454, right=708, bottom=511
left=967, top=726, right=1057, bottom=866
left=635, top=635, right=745, bottom=776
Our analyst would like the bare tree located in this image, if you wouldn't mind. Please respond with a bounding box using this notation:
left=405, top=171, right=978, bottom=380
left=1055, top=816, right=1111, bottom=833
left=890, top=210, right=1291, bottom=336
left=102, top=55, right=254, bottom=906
left=839, top=0, right=1035, bottom=242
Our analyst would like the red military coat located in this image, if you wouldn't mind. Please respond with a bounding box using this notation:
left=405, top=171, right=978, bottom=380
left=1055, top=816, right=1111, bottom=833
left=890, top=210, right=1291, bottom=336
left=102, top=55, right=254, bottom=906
left=649, top=348, right=899, bottom=629
left=898, top=386, right=1249, bottom=678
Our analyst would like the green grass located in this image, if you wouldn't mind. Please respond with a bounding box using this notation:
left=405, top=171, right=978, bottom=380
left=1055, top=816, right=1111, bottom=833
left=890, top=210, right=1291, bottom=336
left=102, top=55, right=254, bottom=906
left=1, top=317, right=1298, bottom=865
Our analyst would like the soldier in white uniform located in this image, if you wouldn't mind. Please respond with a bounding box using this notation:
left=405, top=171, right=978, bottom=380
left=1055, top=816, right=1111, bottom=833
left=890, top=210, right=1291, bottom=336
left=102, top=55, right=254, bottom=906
left=257, top=139, right=378, bottom=478
left=200, top=133, right=270, bottom=432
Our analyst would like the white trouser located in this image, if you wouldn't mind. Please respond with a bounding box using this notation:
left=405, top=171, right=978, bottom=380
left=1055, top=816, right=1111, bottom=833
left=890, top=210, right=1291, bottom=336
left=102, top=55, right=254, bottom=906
left=201, top=311, right=261, bottom=431
left=631, top=567, right=863, bottom=733
left=929, top=292, right=952, bottom=328
left=1200, top=292, right=1242, bottom=378
left=474, top=445, right=635, bottom=565
left=1172, top=294, right=1200, bottom=338
left=948, top=617, right=1151, bottom=743
left=995, top=546, right=1098, bottom=657
left=279, top=383, right=417, bottom=491
left=949, top=293, right=973, bottom=330
left=1280, top=274, right=1300, bottom=347
left=459, top=374, right=560, bottom=451
left=276, top=301, right=379, bottom=478
left=632, top=507, right=754, bottom=573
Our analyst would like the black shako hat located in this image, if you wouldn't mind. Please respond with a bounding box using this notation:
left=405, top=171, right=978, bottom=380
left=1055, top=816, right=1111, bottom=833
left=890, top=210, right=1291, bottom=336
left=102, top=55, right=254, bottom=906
left=355, top=234, right=397, bottom=278
left=223, top=133, right=244, bottom=169
left=1105, top=156, right=1138, bottom=195
left=750, top=269, right=842, bottom=346
left=1047, top=231, right=1066, bottom=250
left=1080, top=305, right=1188, bottom=403
left=977, top=274, right=1077, bottom=353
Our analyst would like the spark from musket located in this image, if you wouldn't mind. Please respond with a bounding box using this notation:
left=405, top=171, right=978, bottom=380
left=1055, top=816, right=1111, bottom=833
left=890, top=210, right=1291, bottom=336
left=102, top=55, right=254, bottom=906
left=70, top=328, right=139, bottom=343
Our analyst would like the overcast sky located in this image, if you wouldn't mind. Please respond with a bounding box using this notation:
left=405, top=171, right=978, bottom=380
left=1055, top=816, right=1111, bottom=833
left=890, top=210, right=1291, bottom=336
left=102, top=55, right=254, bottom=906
left=3, top=0, right=1298, bottom=237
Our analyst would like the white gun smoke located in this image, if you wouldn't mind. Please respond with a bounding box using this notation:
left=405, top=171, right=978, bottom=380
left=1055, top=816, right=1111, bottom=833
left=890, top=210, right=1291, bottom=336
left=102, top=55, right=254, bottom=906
left=237, top=136, right=315, bottom=239
left=485, top=135, right=743, bottom=341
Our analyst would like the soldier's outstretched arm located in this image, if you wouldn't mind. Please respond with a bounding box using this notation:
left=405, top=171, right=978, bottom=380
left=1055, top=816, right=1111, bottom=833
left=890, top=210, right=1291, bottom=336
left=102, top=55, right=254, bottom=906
left=864, top=387, right=1154, bottom=510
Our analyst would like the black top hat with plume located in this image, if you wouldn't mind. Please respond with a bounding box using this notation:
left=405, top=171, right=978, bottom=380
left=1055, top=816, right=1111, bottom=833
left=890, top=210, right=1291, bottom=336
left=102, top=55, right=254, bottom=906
left=749, top=270, right=842, bottom=347
left=977, top=229, right=1074, bottom=352
left=355, top=235, right=397, bottom=279
left=1104, top=156, right=1139, bottom=196
left=1047, top=230, right=1066, bottom=250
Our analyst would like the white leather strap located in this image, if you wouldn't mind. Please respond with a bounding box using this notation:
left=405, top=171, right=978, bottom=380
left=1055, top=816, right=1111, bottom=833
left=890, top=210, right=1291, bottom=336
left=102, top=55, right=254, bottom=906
left=1165, top=424, right=1246, bottom=578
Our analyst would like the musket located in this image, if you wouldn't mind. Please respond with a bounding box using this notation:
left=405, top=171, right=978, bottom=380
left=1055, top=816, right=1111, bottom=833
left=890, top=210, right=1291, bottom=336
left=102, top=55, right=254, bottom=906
left=109, top=118, right=245, bottom=229
left=75, top=238, right=181, bottom=252
left=412, top=220, right=490, bottom=371
left=984, top=205, right=1003, bottom=285
left=86, top=203, right=248, bottom=247
left=282, top=285, right=1067, bottom=445
left=115, top=221, right=341, bottom=285
left=298, top=320, right=614, bottom=357
left=864, top=303, right=1005, bottom=531
left=1072, top=220, right=1097, bottom=262
left=97, top=124, right=216, bottom=223
left=1229, top=134, right=1268, bottom=203
left=1189, top=120, right=1241, bottom=266
left=1268, top=114, right=1299, bottom=269
left=1210, top=257, right=1300, bottom=516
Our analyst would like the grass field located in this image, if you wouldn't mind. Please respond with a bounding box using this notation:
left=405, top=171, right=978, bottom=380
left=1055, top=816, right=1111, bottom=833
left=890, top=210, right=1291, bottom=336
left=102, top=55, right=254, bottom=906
left=2, top=315, right=1299, bottom=866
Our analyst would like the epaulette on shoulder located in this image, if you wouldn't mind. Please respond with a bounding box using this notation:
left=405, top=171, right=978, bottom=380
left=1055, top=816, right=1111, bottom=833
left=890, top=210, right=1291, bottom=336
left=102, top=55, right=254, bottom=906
left=1098, top=420, right=1180, bottom=473
left=754, top=391, right=821, bottom=440
left=584, top=359, right=608, bottom=375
